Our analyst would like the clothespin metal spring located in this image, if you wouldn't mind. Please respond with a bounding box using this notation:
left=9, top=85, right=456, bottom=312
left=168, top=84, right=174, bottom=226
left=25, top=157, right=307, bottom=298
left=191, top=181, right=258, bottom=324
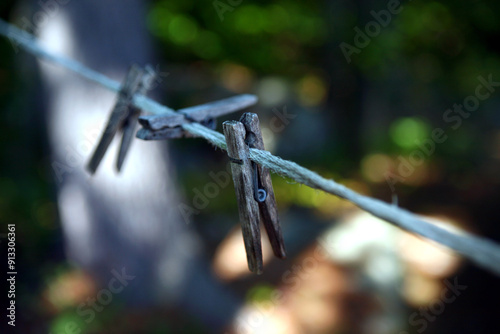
left=252, top=162, right=267, bottom=203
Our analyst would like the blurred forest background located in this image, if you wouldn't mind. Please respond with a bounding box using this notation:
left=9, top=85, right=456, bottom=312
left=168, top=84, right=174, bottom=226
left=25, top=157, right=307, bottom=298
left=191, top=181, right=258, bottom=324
left=1, top=0, right=500, bottom=333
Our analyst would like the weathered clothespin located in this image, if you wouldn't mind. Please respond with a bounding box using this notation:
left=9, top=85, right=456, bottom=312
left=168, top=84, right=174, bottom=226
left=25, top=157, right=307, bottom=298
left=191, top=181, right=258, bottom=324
left=223, top=113, right=286, bottom=274
left=86, top=64, right=156, bottom=173
left=136, top=94, right=257, bottom=140
left=240, top=113, right=286, bottom=259
left=223, top=120, right=263, bottom=274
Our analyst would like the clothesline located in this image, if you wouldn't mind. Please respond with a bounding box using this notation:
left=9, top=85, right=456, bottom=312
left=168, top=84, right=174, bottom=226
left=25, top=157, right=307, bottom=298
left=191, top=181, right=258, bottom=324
left=2, top=19, right=500, bottom=276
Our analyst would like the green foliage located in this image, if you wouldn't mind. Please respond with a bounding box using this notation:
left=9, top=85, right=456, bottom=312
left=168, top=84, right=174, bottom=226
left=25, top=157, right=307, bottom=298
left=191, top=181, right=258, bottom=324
left=148, top=1, right=326, bottom=73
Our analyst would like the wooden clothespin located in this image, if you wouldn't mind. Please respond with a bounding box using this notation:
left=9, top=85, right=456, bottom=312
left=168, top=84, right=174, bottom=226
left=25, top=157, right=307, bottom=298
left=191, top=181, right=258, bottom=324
left=86, top=64, right=156, bottom=173
left=116, top=66, right=156, bottom=171
left=136, top=94, right=257, bottom=140
left=223, top=113, right=286, bottom=274
left=223, top=120, right=263, bottom=274
left=240, top=113, right=286, bottom=259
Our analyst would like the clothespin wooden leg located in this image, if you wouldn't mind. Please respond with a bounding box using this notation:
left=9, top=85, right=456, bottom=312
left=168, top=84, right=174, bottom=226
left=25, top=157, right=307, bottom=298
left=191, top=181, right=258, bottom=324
left=116, top=65, right=157, bottom=171
left=240, top=112, right=286, bottom=259
left=86, top=65, right=144, bottom=174
left=223, top=121, right=263, bottom=274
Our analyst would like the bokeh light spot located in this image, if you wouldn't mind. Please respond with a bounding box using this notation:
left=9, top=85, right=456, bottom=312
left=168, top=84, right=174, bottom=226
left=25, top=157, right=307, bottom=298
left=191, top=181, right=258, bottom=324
left=296, top=75, right=327, bottom=107
left=220, top=63, right=254, bottom=93
left=261, top=127, right=277, bottom=153
left=390, top=117, right=429, bottom=149
left=168, top=15, right=198, bottom=45
left=147, top=6, right=173, bottom=36
left=256, top=77, right=288, bottom=106
left=265, top=5, right=290, bottom=33
left=234, top=5, right=266, bottom=35
left=361, top=154, right=393, bottom=183
left=248, top=284, right=274, bottom=303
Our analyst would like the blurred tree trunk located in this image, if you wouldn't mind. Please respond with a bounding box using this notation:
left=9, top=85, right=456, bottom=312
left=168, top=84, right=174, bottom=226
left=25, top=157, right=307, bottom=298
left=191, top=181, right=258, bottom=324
left=20, top=0, right=240, bottom=330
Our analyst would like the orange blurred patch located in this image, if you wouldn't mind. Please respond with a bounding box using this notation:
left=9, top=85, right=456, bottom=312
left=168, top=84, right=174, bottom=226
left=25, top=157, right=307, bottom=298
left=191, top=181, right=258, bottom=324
left=41, top=269, right=96, bottom=314
left=399, top=215, right=464, bottom=307
left=213, top=225, right=274, bottom=281
left=220, top=63, right=255, bottom=93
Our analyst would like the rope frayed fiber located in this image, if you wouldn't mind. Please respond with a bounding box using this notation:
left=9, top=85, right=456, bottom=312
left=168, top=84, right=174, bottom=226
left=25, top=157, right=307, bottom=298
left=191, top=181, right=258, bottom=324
left=2, top=19, right=500, bottom=276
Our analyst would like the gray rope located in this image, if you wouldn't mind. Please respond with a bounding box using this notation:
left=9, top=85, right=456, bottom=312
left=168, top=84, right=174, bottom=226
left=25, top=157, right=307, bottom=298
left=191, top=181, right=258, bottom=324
left=2, top=19, right=500, bottom=276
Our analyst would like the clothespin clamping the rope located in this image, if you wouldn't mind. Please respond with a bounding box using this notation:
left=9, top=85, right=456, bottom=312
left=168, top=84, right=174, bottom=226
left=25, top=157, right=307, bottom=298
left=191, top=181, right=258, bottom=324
left=223, top=120, right=264, bottom=274
left=240, top=113, right=286, bottom=260
left=136, top=94, right=258, bottom=140
left=87, top=64, right=156, bottom=173
left=223, top=113, right=286, bottom=274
